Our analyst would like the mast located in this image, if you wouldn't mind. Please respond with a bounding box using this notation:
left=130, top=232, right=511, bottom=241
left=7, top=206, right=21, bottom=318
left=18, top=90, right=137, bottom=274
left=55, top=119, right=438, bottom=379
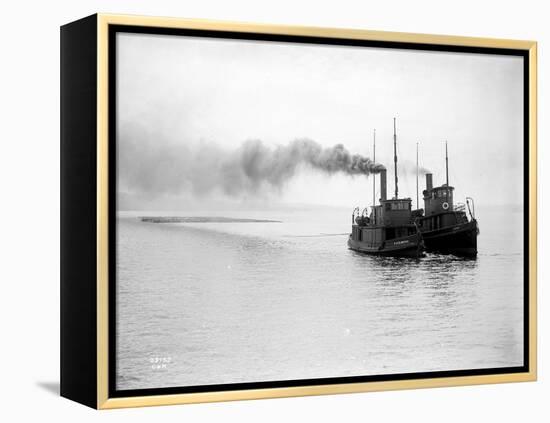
left=445, top=140, right=449, bottom=202
left=416, top=142, right=419, bottom=210
left=393, top=117, right=398, bottom=199
left=372, top=129, right=376, bottom=208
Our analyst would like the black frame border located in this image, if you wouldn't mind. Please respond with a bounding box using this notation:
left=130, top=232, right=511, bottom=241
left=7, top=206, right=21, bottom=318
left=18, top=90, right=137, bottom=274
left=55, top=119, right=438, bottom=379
left=107, top=24, right=530, bottom=399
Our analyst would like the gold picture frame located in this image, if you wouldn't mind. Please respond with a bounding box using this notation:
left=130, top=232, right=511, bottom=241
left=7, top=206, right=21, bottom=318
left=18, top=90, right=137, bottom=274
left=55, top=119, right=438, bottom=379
left=60, top=13, right=537, bottom=409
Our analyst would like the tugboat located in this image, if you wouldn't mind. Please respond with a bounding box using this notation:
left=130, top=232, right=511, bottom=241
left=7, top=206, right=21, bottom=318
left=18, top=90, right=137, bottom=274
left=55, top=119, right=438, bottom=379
left=414, top=143, right=479, bottom=257
left=348, top=119, right=424, bottom=258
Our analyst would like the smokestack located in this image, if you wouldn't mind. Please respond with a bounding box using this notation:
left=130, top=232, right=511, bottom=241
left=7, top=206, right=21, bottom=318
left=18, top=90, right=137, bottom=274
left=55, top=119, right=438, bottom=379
left=380, top=168, right=387, bottom=201
left=426, top=173, right=433, bottom=191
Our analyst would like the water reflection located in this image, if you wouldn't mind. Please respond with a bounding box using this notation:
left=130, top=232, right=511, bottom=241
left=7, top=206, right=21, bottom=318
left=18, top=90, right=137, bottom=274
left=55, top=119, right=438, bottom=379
left=116, top=209, right=523, bottom=390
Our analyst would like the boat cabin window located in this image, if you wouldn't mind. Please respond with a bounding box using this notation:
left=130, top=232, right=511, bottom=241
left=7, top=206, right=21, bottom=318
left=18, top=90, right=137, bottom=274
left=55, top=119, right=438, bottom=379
left=392, top=202, right=410, bottom=210
left=385, top=202, right=410, bottom=211
left=436, top=189, right=453, bottom=198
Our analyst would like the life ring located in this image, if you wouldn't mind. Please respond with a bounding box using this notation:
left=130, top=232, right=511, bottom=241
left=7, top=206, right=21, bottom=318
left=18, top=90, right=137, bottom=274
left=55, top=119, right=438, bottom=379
left=442, top=202, right=449, bottom=210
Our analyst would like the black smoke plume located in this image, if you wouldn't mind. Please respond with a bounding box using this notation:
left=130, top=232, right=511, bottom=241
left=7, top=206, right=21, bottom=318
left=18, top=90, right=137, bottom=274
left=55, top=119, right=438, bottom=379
left=222, top=139, right=385, bottom=195
left=118, top=131, right=385, bottom=198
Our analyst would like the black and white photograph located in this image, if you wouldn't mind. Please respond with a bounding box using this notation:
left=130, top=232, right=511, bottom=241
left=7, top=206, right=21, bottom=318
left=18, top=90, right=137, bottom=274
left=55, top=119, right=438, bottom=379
left=114, top=29, right=526, bottom=392
left=4, top=0, right=548, bottom=418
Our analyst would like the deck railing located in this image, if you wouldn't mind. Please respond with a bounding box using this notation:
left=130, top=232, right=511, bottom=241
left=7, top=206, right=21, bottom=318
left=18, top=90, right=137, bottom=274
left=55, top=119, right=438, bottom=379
left=453, top=203, right=466, bottom=212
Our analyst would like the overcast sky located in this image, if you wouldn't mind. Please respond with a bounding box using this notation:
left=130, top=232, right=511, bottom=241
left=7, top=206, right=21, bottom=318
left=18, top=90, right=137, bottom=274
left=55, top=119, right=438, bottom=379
left=116, top=32, right=524, bottom=210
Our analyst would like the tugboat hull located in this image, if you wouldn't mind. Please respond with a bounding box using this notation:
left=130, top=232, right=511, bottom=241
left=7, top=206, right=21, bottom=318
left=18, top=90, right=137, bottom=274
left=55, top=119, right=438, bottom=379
left=348, top=233, right=424, bottom=258
left=422, top=219, right=478, bottom=257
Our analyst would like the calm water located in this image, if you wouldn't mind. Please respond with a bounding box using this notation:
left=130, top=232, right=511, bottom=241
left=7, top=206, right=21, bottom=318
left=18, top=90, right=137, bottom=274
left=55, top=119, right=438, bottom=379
left=116, top=206, right=524, bottom=390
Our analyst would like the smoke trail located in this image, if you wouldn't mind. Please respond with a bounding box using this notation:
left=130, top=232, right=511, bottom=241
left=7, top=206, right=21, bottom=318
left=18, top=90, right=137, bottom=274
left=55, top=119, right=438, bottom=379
left=221, top=139, right=385, bottom=195
left=118, top=131, right=385, bottom=198
left=399, top=160, right=431, bottom=176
